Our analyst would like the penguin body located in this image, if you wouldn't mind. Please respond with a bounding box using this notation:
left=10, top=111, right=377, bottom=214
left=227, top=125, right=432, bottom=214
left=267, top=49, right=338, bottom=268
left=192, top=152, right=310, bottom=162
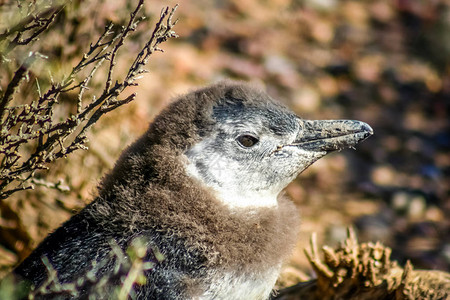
left=13, top=81, right=372, bottom=299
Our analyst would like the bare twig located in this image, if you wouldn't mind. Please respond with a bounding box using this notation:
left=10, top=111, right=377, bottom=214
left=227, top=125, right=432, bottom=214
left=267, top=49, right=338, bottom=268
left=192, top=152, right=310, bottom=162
left=0, top=3, right=64, bottom=59
left=0, top=1, right=179, bottom=199
left=104, top=0, right=145, bottom=94
left=0, top=52, right=36, bottom=121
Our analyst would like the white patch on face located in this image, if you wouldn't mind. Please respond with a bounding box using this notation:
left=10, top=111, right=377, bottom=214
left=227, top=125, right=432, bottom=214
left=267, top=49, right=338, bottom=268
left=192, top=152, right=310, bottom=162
left=184, top=153, right=279, bottom=209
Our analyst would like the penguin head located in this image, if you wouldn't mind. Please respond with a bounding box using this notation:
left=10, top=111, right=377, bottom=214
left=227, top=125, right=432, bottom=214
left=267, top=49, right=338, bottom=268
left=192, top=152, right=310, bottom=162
left=182, top=81, right=373, bottom=209
left=100, top=81, right=372, bottom=210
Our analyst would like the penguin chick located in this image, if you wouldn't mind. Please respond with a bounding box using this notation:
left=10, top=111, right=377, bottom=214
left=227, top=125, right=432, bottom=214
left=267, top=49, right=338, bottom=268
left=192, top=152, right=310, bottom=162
left=13, top=81, right=373, bottom=299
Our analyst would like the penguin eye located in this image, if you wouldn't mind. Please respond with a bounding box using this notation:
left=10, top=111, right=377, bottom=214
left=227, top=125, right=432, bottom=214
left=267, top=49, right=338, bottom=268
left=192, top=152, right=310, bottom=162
left=236, top=134, right=259, bottom=148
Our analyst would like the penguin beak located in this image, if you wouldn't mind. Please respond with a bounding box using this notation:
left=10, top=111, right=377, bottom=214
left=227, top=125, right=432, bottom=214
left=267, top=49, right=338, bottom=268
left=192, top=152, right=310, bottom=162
left=293, top=119, right=373, bottom=152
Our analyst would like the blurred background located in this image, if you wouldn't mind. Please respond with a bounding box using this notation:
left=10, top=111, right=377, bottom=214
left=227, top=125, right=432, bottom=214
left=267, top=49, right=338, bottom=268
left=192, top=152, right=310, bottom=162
left=0, top=0, right=449, bottom=284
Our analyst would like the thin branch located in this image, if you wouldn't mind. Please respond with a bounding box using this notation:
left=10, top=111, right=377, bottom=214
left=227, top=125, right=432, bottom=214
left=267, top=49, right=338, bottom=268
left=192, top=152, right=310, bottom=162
left=1, top=5, right=64, bottom=57
left=0, top=53, right=36, bottom=121
left=0, top=2, right=179, bottom=199
left=104, top=0, right=145, bottom=94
